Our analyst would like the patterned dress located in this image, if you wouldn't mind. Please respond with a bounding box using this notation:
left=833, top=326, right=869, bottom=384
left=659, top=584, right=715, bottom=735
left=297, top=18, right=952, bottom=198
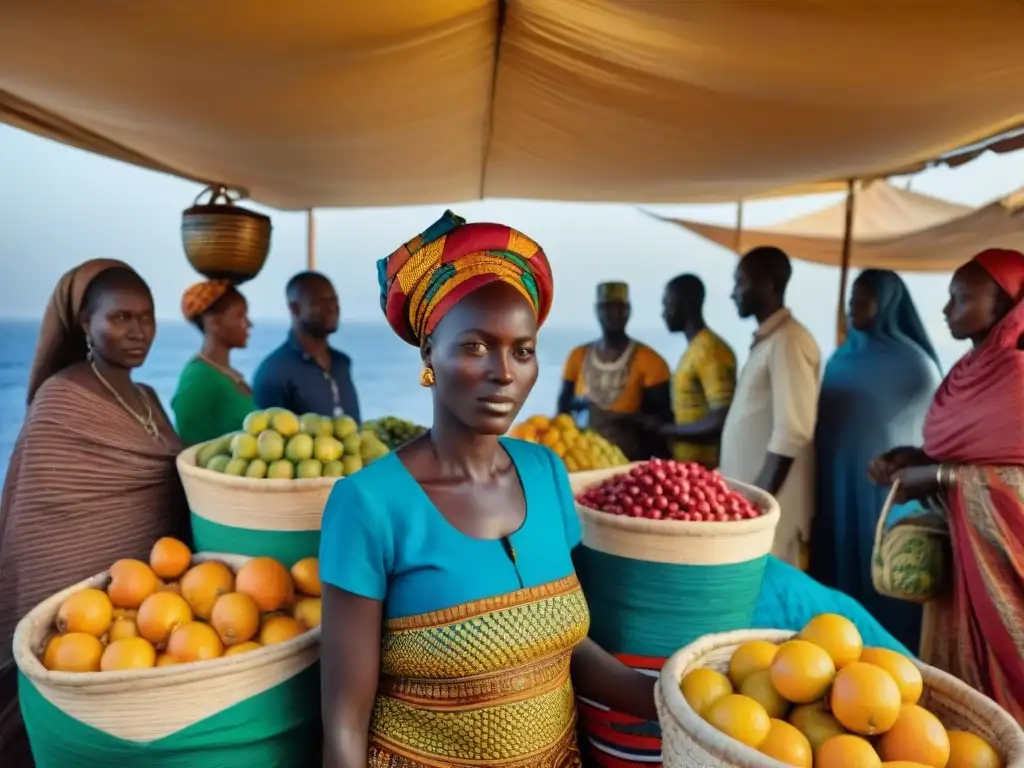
left=320, top=439, right=590, bottom=766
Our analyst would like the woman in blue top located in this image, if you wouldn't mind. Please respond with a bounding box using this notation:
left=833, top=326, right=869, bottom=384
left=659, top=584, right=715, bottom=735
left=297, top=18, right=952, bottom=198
left=810, top=269, right=942, bottom=651
left=318, top=212, right=656, bottom=767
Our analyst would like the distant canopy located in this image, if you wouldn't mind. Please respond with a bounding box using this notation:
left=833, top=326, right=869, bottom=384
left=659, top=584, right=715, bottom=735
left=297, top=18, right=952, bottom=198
left=649, top=181, right=1024, bottom=273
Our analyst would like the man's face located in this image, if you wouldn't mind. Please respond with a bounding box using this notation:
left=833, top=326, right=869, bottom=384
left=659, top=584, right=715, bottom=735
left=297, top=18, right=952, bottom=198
left=730, top=262, right=759, bottom=320
left=596, top=301, right=630, bottom=335
left=292, top=278, right=340, bottom=337
left=662, top=287, right=684, bottom=332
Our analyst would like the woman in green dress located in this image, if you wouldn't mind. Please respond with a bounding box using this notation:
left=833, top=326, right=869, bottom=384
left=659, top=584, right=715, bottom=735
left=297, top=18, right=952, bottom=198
left=172, top=280, right=255, bottom=446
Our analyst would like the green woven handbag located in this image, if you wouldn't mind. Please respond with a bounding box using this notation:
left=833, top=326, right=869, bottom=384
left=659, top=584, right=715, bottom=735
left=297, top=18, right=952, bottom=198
left=871, top=480, right=951, bottom=604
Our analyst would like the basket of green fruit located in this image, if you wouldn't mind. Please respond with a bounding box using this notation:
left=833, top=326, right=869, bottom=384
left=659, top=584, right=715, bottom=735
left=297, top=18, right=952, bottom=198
left=362, top=416, right=427, bottom=449
left=177, top=408, right=391, bottom=566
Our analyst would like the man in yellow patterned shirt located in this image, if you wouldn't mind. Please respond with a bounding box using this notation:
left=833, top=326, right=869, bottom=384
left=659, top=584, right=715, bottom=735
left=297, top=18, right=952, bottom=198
left=659, top=274, right=737, bottom=468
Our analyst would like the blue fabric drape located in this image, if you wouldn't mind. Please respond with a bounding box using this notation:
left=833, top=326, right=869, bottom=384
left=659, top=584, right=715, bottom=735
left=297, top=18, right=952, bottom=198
left=810, top=269, right=941, bottom=652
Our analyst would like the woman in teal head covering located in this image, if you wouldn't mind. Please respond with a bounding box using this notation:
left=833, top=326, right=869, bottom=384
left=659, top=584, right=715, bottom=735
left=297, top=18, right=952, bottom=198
left=810, top=269, right=942, bottom=652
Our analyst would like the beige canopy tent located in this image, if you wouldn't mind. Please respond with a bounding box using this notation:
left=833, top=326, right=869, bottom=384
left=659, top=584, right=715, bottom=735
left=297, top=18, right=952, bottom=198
left=652, top=181, right=1024, bottom=342
left=3, top=0, right=1024, bottom=213
left=651, top=181, right=1024, bottom=273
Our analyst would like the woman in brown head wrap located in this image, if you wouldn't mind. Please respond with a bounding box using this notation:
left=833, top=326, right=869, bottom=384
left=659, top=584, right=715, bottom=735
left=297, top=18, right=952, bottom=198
left=171, top=279, right=255, bottom=446
left=0, top=260, right=188, bottom=766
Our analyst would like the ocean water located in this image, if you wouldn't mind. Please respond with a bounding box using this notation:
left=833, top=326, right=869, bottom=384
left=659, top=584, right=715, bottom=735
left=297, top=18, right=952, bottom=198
left=0, top=319, right=616, bottom=473
left=0, top=319, right=968, bottom=475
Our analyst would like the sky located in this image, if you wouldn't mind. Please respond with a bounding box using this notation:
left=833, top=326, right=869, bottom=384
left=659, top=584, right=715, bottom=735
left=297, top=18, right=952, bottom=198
left=3, top=123, right=1024, bottom=360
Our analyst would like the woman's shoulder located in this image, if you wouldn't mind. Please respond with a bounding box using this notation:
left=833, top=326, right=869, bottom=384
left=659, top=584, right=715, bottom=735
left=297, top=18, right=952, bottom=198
left=502, top=437, right=561, bottom=476
left=323, top=452, right=407, bottom=513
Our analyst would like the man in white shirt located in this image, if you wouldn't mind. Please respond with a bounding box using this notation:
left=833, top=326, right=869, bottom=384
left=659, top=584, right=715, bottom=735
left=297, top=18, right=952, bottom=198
left=720, top=246, right=821, bottom=570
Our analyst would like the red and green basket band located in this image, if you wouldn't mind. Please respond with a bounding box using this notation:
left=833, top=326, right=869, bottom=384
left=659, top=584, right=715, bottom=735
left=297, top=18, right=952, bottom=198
left=574, top=548, right=769, bottom=765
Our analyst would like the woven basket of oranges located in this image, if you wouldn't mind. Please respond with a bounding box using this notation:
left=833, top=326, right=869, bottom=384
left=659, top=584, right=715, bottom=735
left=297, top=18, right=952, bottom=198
left=656, top=617, right=1024, bottom=767
left=13, top=543, right=322, bottom=766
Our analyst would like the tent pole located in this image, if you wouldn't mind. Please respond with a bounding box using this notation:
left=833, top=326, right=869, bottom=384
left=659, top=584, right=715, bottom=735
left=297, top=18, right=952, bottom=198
left=734, top=199, right=744, bottom=252
left=306, top=208, right=317, bottom=271
left=836, top=180, right=856, bottom=346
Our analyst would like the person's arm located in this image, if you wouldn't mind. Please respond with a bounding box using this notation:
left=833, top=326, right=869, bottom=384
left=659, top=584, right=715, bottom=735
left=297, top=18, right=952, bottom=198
left=755, top=331, right=819, bottom=496
left=639, top=350, right=673, bottom=421
left=319, top=479, right=391, bottom=767
left=251, top=356, right=291, bottom=411
left=557, top=347, right=585, bottom=414
left=547, top=447, right=657, bottom=720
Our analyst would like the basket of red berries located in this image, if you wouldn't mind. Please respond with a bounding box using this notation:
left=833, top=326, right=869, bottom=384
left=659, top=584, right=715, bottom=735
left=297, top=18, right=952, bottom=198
left=570, top=460, right=782, bottom=766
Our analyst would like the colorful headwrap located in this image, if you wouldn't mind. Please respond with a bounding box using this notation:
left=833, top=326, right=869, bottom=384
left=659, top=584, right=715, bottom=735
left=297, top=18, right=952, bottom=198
left=181, top=279, right=234, bottom=322
left=972, top=247, right=1024, bottom=303
left=377, top=210, right=554, bottom=346
left=597, top=282, right=629, bottom=303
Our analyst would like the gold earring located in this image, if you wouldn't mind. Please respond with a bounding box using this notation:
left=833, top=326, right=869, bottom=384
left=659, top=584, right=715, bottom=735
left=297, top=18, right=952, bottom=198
left=85, top=335, right=94, bottom=362
left=419, top=367, right=435, bottom=387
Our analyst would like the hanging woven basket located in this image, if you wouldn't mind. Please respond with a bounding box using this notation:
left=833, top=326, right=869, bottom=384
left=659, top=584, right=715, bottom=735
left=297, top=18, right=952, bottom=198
left=181, top=185, right=272, bottom=284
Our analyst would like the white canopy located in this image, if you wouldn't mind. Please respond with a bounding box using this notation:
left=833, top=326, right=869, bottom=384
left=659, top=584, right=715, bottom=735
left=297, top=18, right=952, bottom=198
left=2, top=1, right=1024, bottom=210
left=651, top=182, right=1024, bottom=273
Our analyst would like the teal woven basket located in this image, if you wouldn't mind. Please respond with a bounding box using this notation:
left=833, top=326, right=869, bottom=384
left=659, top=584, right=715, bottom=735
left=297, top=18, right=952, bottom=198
left=177, top=444, right=336, bottom=567
left=568, top=464, right=780, bottom=766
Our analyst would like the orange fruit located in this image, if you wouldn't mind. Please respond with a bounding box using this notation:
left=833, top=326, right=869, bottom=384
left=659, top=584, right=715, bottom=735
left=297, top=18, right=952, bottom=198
left=728, top=640, right=779, bottom=688
left=947, top=730, right=1003, bottom=768
left=292, top=596, right=322, bottom=629
left=210, top=592, right=261, bottom=646
left=149, top=537, right=192, bottom=580
left=290, top=557, right=321, bottom=597
left=100, top=637, right=156, bottom=671
left=830, top=662, right=902, bottom=735
left=799, top=613, right=863, bottom=669
left=740, top=669, right=790, bottom=719
left=680, top=668, right=733, bottom=717
left=816, top=734, right=882, bottom=768
left=704, top=693, right=772, bottom=749
left=108, top=617, right=139, bottom=642
left=859, top=648, right=923, bottom=706
left=758, top=718, right=812, bottom=767
left=789, top=700, right=847, bottom=751
left=107, top=559, right=160, bottom=609
left=179, top=560, right=236, bottom=619
left=259, top=614, right=306, bottom=646
left=55, top=588, right=113, bottom=637
left=40, top=634, right=63, bottom=670
left=877, top=705, right=950, bottom=767
left=160, top=581, right=182, bottom=596
left=235, top=557, right=295, bottom=612
left=880, top=763, right=933, bottom=767
left=224, top=641, right=263, bottom=657
left=136, top=591, right=193, bottom=647
left=49, top=632, right=104, bottom=672
left=111, top=608, right=137, bottom=620
left=770, top=640, right=836, bottom=704
left=166, top=621, right=224, bottom=663
left=155, top=653, right=177, bottom=667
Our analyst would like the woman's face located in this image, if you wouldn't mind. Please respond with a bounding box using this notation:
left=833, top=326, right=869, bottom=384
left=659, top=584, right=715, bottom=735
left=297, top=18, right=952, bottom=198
left=943, top=262, right=1006, bottom=343
left=425, top=282, right=539, bottom=436
left=209, top=292, right=252, bottom=349
left=848, top=278, right=879, bottom=332
left=83, top=284, right=157, bottom=369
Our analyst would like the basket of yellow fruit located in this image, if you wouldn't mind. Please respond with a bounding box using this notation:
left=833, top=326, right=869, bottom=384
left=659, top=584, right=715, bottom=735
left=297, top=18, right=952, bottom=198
left=178, top=407, right=391, bottom=565
left=656, top=613, right=1023, bottom=767
left=508, top=413, right=629, bottom=472
left=13, top=538, right=323, bottom=768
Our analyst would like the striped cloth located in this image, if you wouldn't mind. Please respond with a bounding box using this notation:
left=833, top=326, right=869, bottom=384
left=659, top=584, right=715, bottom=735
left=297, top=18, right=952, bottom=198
left=0, top=375, right=189, bottom=766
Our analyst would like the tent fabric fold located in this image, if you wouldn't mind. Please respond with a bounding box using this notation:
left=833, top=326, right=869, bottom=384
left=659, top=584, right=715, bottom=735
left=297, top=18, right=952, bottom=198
left=650, top=181, right=1024, bottom=273
left=2, top=1, right=1024, bottom=210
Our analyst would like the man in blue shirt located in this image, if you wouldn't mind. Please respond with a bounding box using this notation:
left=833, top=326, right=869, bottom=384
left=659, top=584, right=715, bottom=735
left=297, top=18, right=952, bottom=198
left=252, top=272, right=361, bottom=422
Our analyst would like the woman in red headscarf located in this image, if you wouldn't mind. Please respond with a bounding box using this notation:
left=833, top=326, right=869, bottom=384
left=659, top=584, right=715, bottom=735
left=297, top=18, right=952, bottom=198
left=870, top=248, right=1024, bottom=722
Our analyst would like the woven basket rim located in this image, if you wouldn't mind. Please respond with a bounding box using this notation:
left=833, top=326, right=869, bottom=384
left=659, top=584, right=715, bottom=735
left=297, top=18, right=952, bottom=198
left=572, top=465, right=781, bottom=538
left=177, top=444, right=342, bottom=493
left=657, top=628, right=1024, bottom=764
left=182, top=204, right=272, bottom=223
left=13, top=552, right=320, bottom=692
